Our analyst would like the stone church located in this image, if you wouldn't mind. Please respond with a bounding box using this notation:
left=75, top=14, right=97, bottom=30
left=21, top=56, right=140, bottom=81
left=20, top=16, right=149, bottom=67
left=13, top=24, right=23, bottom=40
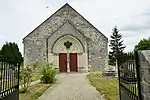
left=23, top=3, right=108, bottom=72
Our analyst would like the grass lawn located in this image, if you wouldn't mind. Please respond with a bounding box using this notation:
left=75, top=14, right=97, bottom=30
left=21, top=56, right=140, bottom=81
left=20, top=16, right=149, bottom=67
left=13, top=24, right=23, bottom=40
left=19, top=83, right=51, bottom=100
left=87, top=72, right=119, bottom=100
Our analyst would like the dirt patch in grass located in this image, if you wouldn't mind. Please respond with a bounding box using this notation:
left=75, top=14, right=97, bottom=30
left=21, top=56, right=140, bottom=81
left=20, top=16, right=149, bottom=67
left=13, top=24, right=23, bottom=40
left=19, top=83, right=51, bottom=100
left=87, top=72, right=119, bottom=100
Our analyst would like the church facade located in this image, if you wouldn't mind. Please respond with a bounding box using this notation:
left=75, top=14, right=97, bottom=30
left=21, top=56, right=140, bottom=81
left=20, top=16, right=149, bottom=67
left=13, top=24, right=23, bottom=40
left=23, top=3, right=108, bottom=72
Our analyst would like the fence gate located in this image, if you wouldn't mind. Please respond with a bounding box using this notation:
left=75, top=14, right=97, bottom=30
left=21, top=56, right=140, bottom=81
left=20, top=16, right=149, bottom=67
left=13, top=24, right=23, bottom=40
left=117, top=51, right=142, bottom=100
left=0, top=57, right=20, bottom=100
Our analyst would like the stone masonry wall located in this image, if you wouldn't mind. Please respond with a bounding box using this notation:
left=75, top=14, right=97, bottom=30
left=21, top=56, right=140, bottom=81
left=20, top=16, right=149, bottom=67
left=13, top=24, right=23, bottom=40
left=67, top=5, right=108, bottom=70
left=23, top=4, right=108, bottom=71
left=139, top=50, right=150, bottom=100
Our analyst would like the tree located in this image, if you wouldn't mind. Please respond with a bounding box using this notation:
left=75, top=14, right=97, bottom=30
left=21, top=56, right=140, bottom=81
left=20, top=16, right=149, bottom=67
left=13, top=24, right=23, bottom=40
left=0, top=49, right=2, bottom=56
left=120, top=51, right=134, bottom=62
left=109, top=26, right=126, bottom=65
left=108, top=53, right=116, bottom=65
left=135, top=38, right=150, bottom=50
left=0, top=42, right=23, bottom=64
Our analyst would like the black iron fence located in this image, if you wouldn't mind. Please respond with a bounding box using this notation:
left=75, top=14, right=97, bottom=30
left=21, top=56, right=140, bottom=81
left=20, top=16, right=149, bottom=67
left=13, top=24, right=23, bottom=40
left=0, top=57, right=20, bottom=100
left=117, top=51, right=142, bottom=100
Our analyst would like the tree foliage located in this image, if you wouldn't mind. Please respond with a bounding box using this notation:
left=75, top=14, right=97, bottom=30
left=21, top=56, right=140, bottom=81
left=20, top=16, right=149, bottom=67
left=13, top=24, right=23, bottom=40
left=0, top=49, right=2, bottom=56
left=109, top=27, right=126, bottom=65
left=121, top=52, right=134, bottom=62
left=0, top=42, right=23, bottom=63
left=135, top=38, right=150, bottom=50
left=108, top=53, right=116, bottom=66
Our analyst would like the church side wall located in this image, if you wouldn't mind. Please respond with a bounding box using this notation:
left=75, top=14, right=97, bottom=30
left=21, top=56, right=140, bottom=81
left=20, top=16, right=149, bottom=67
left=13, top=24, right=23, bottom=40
left=88, top=38, right=108, bottom=71
left=23, top=39, right=47, bottom=66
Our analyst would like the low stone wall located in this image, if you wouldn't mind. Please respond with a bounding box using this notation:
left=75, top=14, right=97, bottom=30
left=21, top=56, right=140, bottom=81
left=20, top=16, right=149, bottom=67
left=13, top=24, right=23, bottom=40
left=138, top=50, right=150, bottom=100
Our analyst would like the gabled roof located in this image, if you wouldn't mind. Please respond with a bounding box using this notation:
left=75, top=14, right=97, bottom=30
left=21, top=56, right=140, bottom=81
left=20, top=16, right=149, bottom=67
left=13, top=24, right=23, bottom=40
left=46, top=20, right=87, bottom=40
left=23, top=3, right=108, bottom=41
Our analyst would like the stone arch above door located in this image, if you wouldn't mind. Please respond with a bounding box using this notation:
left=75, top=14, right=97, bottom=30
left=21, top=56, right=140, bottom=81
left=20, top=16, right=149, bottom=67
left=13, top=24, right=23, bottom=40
left=52, top=35, right=84, bottom=53
left=47, top=21, right=87, bottom=53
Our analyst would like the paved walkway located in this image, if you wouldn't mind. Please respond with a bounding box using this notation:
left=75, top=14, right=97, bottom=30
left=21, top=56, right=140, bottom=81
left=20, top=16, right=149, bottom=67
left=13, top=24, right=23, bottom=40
left=37, top=73, right=105, bottom=100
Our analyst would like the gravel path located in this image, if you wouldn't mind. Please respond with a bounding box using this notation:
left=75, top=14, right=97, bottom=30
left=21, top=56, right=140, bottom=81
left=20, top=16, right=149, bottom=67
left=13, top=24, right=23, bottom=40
left=37, top=73, right=105, bottom=100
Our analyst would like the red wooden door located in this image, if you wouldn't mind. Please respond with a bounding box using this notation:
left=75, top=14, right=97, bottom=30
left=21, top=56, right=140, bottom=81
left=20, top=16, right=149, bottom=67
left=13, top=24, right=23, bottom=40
left=70, top=53, right=78, bottom=72
left=59, top=53, right=67, bottom=72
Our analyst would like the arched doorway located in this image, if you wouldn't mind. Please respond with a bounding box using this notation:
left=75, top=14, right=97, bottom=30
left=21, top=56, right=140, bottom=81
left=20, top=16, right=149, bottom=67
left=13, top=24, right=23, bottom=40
left=51, top=35, right=85, bottom=72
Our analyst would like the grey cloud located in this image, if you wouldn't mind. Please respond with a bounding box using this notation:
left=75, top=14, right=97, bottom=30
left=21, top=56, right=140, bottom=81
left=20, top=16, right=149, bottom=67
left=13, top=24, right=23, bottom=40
left=140, top=7, right=150, bottom=16
left=1, top=0, right=150, bottom=53
left=120, top=24, right=150, bottom=32
left=141, top=12, right=150, bottom=16
left=122, top=33, right=150, bottom=52
left=120, top=7, right=150, bottom=32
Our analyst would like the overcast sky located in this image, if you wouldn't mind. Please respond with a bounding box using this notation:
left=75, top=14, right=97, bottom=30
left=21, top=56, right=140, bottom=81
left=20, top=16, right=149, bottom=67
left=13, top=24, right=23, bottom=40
left=0, top=0, right=150, bottom=55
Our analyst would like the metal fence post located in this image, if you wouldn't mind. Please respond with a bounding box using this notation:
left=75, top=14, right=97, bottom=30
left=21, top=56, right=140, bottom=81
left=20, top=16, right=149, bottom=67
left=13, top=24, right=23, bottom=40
left=134, top=50, right=142, bottom=100
left=116, top=55, right=122, bottom=100
left=0, top=57, right=20, bottom=100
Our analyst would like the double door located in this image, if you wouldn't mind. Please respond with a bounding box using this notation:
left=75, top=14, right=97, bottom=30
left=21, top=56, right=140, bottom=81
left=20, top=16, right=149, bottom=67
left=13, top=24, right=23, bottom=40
left=59, top=53, right=77, bottom=72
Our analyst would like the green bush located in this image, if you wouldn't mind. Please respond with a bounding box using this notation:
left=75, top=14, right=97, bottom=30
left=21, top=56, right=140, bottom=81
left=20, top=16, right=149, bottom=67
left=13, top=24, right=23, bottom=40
left=41, top=63, right=56, bottom=84
left=20, top=66, right=33, bottom=93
